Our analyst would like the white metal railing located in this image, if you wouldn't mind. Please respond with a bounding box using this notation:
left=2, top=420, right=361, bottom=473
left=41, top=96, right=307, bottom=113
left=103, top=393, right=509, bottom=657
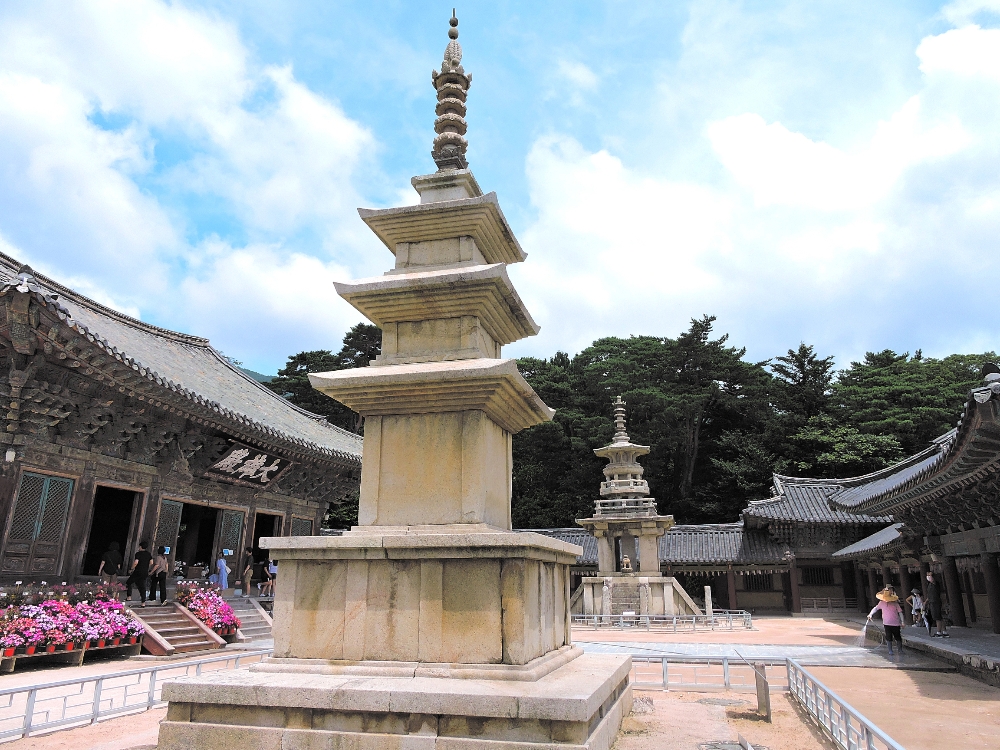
left=787, top=659, right=903, bottom=750
left=0, top=648, right=272, bottom=742
left=801, top=597, right=858, bottom=613
left=629, top=656, right=788, bottom=693
left=572, top=610, right=752, bottom=631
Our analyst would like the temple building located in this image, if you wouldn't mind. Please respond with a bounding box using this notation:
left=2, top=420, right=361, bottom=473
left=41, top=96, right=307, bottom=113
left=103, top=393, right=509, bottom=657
left=0, top=256, right=362, bottom=584
left=550, top=367, right=1000, bottom=628
left=829, top=366, right=1000, bottom=633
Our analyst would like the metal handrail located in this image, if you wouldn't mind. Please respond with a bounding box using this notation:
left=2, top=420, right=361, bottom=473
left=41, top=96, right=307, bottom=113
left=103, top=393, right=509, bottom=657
left=0, top=648, right=273, bottom=742
left=629, top=655, right=788, bottom=693
left=786, top=658, right=904, bottom=750
left=571, top=610, right=753, bottom=631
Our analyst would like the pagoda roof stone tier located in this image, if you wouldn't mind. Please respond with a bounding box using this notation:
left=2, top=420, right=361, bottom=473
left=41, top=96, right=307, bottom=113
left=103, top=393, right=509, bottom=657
left=594, top=441, right=650, bottom=460
left=334, top=264, right=539, bottom=346
left=358, top=192, right=527, bottom=265
left=309, top=358, right=555, bottom=433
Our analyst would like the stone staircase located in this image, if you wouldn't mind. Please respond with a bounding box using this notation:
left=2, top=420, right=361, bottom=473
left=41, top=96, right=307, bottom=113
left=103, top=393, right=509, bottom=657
left=227, top=597, right=273, bottom=641
left=129, top=604, right=222, bottom=654
left=610, top=582, right=641, bottom=615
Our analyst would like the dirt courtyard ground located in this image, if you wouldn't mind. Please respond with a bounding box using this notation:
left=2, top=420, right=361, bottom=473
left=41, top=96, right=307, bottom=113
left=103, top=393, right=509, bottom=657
left=809, top=666, right=1000, bottom=750
left=616, top=689, right=834, bottom=750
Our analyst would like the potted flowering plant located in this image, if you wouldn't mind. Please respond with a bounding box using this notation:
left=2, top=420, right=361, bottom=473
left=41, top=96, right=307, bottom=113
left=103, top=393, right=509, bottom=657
left=0, top=586, right=142, bottom=660
left=175, top=583, right=241, bottom=634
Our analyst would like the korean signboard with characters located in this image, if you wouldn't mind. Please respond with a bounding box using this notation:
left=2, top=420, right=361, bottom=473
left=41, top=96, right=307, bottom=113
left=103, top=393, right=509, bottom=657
left=203, top=443, right=293, bottom=487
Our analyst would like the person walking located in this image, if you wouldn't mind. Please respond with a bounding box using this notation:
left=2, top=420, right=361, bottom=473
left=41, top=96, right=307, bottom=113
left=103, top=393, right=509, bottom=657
left=260, top=559, right=277, bottom=598
left=97, top=541, right=123, bottom=585
left=125, top=541, right=153, bottom=607
left=906, top=588, right=924, bottom=627
left=149, top=546, right=169, bottom=605
left=216, top=554, right=231, bottom=591
left=926, top=572, right=950, bottom=637
left=240, top=547, right=255, bottom=598
left=869, top=585, right=905, bottom=655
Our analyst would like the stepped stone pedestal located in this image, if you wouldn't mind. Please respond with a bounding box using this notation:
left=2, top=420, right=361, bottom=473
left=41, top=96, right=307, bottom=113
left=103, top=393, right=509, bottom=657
left=156, top=15, right=630, bottom=750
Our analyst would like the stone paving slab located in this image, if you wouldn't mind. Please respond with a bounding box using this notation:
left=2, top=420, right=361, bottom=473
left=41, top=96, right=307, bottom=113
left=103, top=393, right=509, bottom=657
left=579, top=639, right=950, bottom=669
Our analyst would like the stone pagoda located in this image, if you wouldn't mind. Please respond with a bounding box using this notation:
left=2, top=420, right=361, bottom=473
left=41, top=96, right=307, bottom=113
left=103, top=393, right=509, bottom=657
left=576, top=398, right=698, bottom=617
left=156, top=14, right=631, bottom=750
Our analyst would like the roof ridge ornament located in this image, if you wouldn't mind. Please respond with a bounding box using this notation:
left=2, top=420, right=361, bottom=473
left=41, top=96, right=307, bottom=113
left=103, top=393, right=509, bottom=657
left=431, top=10, right=471, bottom=171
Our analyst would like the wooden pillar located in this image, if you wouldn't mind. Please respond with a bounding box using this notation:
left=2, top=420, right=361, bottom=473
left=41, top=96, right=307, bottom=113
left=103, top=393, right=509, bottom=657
left=898, top=563, right=913, bottom=623
left=980, top=553, right=1000, bottom=634
left=727, top=569, right=738, bottom=611
left=880, top=561, right=893, bottom=594
left=964, top=570, right=978, bottom=623
left=62, top=467, right=97, bottom=581
left=789, top=557, right=801, bottom=614
left=854, top=563, right=868, bottom=611
left=866, top=566, right=878, bottom=609
left=943, top=556, right=967, bottom=627
left=919, top=560, right=930, bottom=600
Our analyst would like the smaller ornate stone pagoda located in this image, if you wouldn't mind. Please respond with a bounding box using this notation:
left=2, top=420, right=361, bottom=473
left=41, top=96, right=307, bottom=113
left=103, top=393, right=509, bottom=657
left=577, top=397, right=698, bottom=617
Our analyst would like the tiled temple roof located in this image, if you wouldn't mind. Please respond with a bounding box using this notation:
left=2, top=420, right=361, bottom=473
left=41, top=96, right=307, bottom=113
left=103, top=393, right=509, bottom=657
left=744, top=479, right=892, bottom=526
left=525, top=528, right=598, bottom=564
left=0, top=254, right=363, bottom=465
left=832, top=523, right=905, bottom=560
left=524, top=523, right=785, bottom=567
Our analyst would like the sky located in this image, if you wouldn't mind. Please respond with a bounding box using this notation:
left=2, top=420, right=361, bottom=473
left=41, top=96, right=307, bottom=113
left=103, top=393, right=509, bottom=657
left=1, top=1, right=999, bottom=374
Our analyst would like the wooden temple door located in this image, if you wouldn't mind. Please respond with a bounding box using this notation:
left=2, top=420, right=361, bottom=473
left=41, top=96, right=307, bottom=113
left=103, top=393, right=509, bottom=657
left=217, top=509, right=245, bottom=558
left=153, top=499, right=184, bottom=565
left=1, top=472, right=74, bottom=576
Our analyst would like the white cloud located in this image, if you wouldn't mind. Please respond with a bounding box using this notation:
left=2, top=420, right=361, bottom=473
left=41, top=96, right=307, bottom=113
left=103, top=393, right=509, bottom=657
left=941, top=0, right=1000, bottom=26
left=0, top=0, right=375, bottom=370
left=707, top=99, right=968, bottom=211
left=512, top=20, right=1000, bottom=364
left=176, top=242, right=362, bottom=356
left=555, top=60, right=598, bottom=91
left=917, top=25, right=1000, bottom=82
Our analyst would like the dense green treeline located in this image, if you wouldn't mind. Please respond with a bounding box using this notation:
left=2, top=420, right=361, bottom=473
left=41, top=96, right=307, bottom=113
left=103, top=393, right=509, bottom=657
left=266, top=319, right=997, bottom=529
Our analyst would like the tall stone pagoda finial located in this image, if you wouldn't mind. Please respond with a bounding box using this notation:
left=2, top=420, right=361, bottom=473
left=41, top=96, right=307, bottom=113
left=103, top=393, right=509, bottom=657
left=431, top=10, right=471, bottom=171
left=612, top=395, right=629, bottom=443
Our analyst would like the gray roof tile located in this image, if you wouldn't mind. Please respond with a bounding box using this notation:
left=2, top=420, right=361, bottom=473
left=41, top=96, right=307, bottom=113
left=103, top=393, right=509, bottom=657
left=832, top=523, right=905, bottom=559
left=745, top=480, right=892, bottom=525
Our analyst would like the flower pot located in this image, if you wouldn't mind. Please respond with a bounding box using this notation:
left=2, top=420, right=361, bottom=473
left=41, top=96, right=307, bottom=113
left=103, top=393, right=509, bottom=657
left=45, top=645, right=56, bottom=653
left=24, top=646, right=35, bottom=655
left=128, top=636, right=137, bottom=645
left=65, top=642, right=74, bottom=651
left=83, top=640, right=91, bottom=649
left=2, top=648, right=13, bottom=657
left=112, top=637, right=121, bottom=646
left=97, top=639, right=106, bottom=648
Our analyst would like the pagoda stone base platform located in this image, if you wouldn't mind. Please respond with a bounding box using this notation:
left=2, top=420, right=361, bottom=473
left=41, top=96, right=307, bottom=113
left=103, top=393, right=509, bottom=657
left=157, top=653, right=632, bottom=750
left=576, top=574, right=701, bottom=617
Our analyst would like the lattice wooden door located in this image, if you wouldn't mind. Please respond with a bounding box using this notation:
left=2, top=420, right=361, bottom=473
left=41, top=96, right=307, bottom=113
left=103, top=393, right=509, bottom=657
left=218, top=509, right=245, bottom=556
left=154, top=499, right=184, bottom=557
left=1, top=473, right=74, bottom=575
left=290, top=517, right=313, bottom=536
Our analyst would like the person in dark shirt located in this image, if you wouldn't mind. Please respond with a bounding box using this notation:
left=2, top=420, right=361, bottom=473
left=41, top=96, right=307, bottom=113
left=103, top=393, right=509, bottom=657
left=925, top=572, right=949, bottom=637
left=126, top=540, right=153, bottom=607
left=98, top=541, right=123, bottom=584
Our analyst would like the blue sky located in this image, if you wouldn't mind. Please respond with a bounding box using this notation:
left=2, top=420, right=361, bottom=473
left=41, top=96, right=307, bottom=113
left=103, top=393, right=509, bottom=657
left=1, top=1, right=999, bottom=374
